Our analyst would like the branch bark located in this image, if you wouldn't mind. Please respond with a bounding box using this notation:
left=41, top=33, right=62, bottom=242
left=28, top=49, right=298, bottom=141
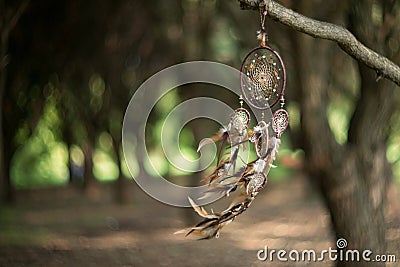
left=238, top=0, right=400, bottom=86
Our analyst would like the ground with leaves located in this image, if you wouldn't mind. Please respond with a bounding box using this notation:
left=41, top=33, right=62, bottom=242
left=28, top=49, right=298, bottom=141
left=0, top=176, right=399, bottom=267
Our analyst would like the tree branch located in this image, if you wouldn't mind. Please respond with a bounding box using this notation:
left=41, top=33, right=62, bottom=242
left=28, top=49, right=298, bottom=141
left=238, top=0, right=400, bottom=87
left=2, top=0, right=30, bottom=40
left=0, top=0, right=30, bottom=71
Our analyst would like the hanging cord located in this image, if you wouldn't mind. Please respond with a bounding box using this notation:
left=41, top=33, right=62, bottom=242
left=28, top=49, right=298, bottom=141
left=259, top=5, right=266, bottom=30
left=257, top=0, right=269, bottom=46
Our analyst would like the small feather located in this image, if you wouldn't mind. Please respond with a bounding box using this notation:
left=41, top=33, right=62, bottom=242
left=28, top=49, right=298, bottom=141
left=197, top=138, right=214, bottom=152
left=174, top=228, right=190, bottom=235
left=188, top=197, right=218, bottom=219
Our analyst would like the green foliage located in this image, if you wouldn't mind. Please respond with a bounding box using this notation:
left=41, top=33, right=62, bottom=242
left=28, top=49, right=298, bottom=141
left=93, top=149, right=119, bottom=182
left=89, top=74, right=106, bottom=114
left=327, top=95, right=354, bottom=145
left=387, top=98, right=400, bottom=184
left=209, top=18, right=239, bottom=62
left=11, top=98, right=69, bottom=188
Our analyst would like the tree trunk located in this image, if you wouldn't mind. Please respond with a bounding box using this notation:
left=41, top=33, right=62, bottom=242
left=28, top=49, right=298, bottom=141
left=319, top=65, right=394, bottom=264
left=114, top=139, right=129, bottom=204
left=82, top=122, right=97, bottom=199
left=293, top=1, right=396, bottom=266
left=0, top=40, right=9, bottom=202
left=62, top=121, right=74, bottom=184
left=0, top=0, right=30, bottom=203
left=0, top=9, right=11, bottom=203
left=0, top=99, right=14, bottom=203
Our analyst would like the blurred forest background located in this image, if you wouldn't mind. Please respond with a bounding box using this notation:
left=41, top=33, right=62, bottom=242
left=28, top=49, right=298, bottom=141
left=0, top=0, right=399, bottom=266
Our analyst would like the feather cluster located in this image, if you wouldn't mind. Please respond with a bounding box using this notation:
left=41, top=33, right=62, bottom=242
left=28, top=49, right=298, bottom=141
left=175, top=108, right=288, bottom=239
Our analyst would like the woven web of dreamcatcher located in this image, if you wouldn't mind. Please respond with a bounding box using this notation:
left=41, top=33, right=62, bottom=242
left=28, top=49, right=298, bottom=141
left=272, top=109, right=289, bottom=135
left=247, top=172, right=266, bottom=194
left=241, top=48, right=285, bottom=109
left=231, top=108, right=250, bottom=132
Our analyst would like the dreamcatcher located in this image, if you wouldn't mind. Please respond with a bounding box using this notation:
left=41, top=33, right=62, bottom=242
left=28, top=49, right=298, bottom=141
left=176, top=1, right=289, bottom=239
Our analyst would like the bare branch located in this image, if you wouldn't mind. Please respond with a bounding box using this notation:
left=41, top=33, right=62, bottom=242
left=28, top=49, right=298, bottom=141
left=238, top=0, right=400, bottom=86
left=1, top=0, right=30, bottom=41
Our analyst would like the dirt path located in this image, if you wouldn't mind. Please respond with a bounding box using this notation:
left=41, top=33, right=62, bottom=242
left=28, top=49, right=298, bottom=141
left=0, top=176, right=398, bottom=266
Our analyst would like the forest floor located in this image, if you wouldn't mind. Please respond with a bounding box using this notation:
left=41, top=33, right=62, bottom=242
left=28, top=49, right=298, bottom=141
left=0, top=175, right=399, bottom=267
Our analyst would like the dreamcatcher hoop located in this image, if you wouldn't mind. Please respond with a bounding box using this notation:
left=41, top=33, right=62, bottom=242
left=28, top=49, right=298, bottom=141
left=251, top=120, right=269, bottom=159
left=272, top=108, right=289, bottom=137
left=240, top=45, right=286, bottom=110
left=230, top=107, right=251, bottom=132
left=246, top=172, right=267, bottom=194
